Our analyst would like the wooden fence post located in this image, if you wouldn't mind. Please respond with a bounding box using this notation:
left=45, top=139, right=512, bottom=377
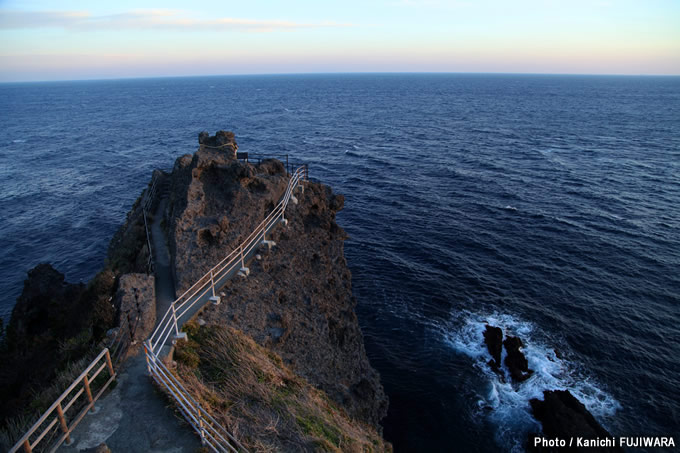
left=105, top=349, right=114, bottom=377
left=83, top=375, right=95, bottom=412
left=56, top=403, right=71, bottom=445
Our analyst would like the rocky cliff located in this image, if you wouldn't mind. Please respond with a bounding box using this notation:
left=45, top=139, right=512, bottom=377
left=1, top=131, right=388, bottom=450
left=0, top=177, right=158, bottom=436
left=162, top=134, right=388, bottom=428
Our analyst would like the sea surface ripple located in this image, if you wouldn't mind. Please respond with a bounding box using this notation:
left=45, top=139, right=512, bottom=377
left=1, top=74, right=678, bottom=452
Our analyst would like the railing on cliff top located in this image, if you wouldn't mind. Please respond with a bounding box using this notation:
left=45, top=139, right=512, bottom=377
left=143, top=164, right=307, bottom=452
left=10, top=163, right=308, bottom=453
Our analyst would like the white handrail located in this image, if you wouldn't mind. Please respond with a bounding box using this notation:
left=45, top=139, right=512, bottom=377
left=149, top=165, right=306, bottom=354
left=144, top=164, right=307, bottom=452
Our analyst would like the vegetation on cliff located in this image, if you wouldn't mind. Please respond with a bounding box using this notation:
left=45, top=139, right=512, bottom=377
left=174, top=321, right=390, bottom=452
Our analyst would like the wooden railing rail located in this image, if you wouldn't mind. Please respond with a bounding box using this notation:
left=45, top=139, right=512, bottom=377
left=9, top=349, right=117, bottom=453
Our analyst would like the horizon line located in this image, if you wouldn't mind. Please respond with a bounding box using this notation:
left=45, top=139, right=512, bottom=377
left=2, top=70, right=680, bottom=85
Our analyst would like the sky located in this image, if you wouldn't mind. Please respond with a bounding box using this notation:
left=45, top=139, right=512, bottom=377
left=0, top=0, right=679, bottom=81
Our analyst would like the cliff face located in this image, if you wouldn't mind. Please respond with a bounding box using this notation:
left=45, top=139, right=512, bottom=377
left=163, top=146, right=388, bottom=428
left=167, top=149, right=288, bottom=294
left=0, top=179, right=156, bottom=430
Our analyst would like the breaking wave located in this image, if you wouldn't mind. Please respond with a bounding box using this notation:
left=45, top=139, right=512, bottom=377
left=442, top=311, right=621, bottom=452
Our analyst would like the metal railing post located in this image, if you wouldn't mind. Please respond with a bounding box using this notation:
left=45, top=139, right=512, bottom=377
left=144, top=344, right=153, bottom=373
left=240, top=244, right=245, bottom=269
left=56, top=403, right=71, bottom=445
left=22, top=440, right=31, bottom=453
left=198, top=411, right=206, bottom=445
left=171, top=304, right=179, bottom=336
left=210, top=270, right=215, bottom=297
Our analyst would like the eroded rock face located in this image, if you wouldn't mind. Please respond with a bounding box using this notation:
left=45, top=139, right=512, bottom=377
left=114, top=273, right=156, bottom=343
left=0, top=265, right=116, bottom=424
left=197, top=130, right=238, bottom=150
left=7, top=263, right=86, bottom=343
left=164, top=150, right=388, bottom=428
left=529, top=390, right=622, bottom=452
left=166, top=149, right=288, bottom=294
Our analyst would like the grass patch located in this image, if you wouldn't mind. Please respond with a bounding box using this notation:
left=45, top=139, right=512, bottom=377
left=171, top=325, right=390, bottom=452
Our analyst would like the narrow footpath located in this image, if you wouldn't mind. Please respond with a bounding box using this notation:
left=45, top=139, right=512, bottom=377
left=59, top=194, right=200, bottom=452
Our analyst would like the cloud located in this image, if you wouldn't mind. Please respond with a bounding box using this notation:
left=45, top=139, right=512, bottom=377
left=0, top=9, right=352, bottom=32
left=390, top=0, right=472, bottom=8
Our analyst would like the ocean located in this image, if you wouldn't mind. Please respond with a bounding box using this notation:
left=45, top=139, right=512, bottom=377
left=1, top=74, right=678, bottom=452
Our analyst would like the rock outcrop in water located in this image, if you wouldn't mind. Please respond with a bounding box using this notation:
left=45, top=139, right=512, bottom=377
left=483, top=325, right=619, bottom=452
left=0, top=265, right=116, bottom=426
left=483, top=325, right=503, bottom=371
left=529, top=390, right=622, bottom=452
left=162, top=139, right=388, bottom=428
left=483, top=324, right=533, bottom=382
left=503, top=335, right=533, bottom=382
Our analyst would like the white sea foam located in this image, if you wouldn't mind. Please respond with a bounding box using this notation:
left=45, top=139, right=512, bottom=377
left=504, top=205, right=518, bottom=211
left=12, top=139, right=26, bottom=143
left=344, top=150, right=363, bottom=158
left=443, top=312, right=621, bottom=452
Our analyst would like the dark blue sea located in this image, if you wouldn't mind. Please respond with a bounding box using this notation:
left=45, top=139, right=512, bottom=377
left=1, top=74, right=679, bottom=452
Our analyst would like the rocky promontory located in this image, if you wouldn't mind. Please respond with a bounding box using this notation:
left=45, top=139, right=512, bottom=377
left=0, top=130, right=388, bottom=451
left=0, top=192, right=155, bottom=433
left=162, top=132, right=388, bottom=428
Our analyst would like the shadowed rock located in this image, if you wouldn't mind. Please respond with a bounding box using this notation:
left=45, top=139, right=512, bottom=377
left=528, top=390, right=622, bottom=452
left=503, top=335, right=533, bottom=382
left=483, top=324, right=503, bottom=371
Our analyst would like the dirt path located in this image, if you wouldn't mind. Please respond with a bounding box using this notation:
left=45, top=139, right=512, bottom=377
left=59, top=196, right=201, bottom=452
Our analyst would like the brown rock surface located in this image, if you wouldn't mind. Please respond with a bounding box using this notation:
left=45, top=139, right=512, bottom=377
left=166, top=149, right=288, bottom=294
left=163, top=149, right=388, bottom=428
